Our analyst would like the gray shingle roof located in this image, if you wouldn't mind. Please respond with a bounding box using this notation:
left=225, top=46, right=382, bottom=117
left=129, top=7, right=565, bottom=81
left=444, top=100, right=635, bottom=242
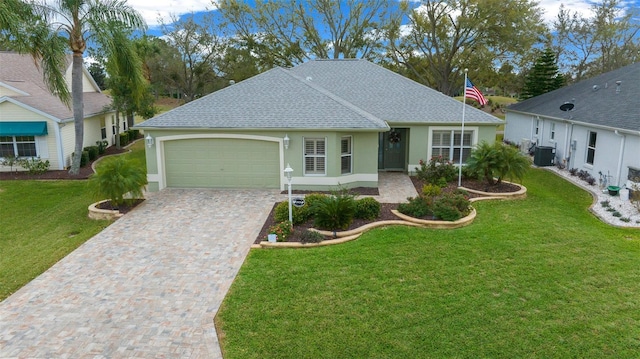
left=138, top=66, right=388, bottom=130
left=507, top=62, right=640, bottom=132
left=137, top=59, right=502, bottom=130
left=0, top=52, right=112, bottom=121
left=290, top=59, right=502, bottom=124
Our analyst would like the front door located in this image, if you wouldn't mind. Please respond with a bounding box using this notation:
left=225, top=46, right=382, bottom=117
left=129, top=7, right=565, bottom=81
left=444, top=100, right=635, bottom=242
left=378, top=128, right=407, bottom=171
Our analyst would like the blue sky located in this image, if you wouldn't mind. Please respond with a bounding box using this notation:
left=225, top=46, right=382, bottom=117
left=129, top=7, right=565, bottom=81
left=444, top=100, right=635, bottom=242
left=127, top=0, right=640, bottom=36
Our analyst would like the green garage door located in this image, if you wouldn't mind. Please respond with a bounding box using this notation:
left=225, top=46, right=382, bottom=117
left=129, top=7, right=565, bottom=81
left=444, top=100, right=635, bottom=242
left=164, top=138, right=280, bottom=188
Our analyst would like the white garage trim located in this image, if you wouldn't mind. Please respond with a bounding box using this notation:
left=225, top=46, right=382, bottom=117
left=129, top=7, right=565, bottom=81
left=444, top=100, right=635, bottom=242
left=155, top=134, right=285, bottom=191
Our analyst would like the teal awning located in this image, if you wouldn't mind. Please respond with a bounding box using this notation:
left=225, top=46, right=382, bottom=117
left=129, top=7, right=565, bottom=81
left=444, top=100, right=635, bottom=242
left=0, top=121, right=48, bottom=136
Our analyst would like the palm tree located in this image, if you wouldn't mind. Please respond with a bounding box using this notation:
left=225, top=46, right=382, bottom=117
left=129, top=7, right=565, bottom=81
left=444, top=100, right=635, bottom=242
left=0, top=0, right=146, bottom=174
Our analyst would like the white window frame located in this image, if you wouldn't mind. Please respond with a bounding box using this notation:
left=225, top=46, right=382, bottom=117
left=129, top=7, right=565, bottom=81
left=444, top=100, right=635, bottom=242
left=586, top=131, right=597, bottom=165
left=100, top=117, right=107, bottom=140
left=427, top=127, right=478, bottom=164
left=0, top=135, right=37, bottom=158
left=303, top=137, right=326, bottom=176
left=340, top=136, right=352, bottom=175
left=550, top=123, right=556, bottom=141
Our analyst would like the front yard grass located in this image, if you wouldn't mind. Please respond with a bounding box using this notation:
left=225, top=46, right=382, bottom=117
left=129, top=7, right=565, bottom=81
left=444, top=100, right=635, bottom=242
left=0, top=180, right=111, bottom=301
left=216, top=168, right=640, bottom=358
left=0, top=142, right=146, bottom=301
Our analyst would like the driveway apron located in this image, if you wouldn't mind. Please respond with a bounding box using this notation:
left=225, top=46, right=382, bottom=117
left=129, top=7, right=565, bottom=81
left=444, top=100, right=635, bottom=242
left=0, top=189, right=281, bottom=358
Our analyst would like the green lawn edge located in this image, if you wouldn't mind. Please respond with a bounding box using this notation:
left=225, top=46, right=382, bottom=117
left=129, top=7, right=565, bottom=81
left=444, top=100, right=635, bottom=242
left=216, top=168, right=640, bottom=359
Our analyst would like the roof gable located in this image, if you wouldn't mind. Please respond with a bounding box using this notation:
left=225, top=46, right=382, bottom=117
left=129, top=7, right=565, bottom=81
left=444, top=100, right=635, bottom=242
left=138, top=67, right=389, bottom=130
left=290, top=59, right=502, bottom=124
left=0, top=52, right=112, bottom=120
left=508, top=62, right=640, bottom=132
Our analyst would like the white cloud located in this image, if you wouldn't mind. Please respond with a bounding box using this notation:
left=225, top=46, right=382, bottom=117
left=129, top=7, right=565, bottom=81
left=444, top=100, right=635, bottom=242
left=537, top=0, right=594, bottom=24
left=127, top=0, right=218, bottom=27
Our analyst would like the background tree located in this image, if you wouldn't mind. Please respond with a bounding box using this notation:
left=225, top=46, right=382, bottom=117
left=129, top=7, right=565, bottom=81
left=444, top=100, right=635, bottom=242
left=553, top=0, right=640, bottom=82
left=218, top=0, right=401, bottom=66
left=87, top=61, right=106, bottom=90
left=521, top=48, right=565, bottom=100
left=1, top=0, right=146, bottom=174
left=385, top=0, right=545, bottom=96
left=158, top=12, right=225, bottom=103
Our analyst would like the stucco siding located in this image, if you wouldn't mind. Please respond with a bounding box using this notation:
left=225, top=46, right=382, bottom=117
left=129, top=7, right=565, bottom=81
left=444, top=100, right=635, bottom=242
left=143, top=129, right=380, bottom=191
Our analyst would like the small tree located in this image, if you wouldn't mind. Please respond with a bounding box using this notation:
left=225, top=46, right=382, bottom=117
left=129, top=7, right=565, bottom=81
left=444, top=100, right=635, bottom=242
left=88, top=156, right=147, bottom=207
left=466, top=141, right=530, bottom=186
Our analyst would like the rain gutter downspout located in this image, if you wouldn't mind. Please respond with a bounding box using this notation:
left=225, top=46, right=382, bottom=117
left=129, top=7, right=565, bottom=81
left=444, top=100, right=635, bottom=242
left=614, top=130, right=626, bottom=187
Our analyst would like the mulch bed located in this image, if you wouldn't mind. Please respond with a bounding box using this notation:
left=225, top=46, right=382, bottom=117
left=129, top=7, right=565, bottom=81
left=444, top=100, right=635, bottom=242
left=255, top=177, right=522, bottom=244
left=96, top=199, right=146, bottom=215
left=0, top=146, right=128, bottom=181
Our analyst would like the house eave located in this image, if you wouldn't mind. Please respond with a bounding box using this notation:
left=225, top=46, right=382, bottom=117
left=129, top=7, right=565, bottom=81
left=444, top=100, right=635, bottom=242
left=507, top=109, right=640, bottom=136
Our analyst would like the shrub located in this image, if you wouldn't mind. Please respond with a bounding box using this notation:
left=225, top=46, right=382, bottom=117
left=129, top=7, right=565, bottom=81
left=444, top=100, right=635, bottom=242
left=466, top=141, right=530, bottom=186
left=84, top=146, right=99, bottom=161
left=118, top=132, right=129, bottom=147
left=300, top=193, right=327, bottom=219
left=569, top=168, right=578, bottom=176
left=461, top=165, right=480, bottom=180
left=600, top=200, right=610, bottom=208
left=397, top=196, right=433, bottom=218
left=415, top=156, right=457, bottom=185
left=80, top=150, right=90, bottom=167
left=274, top=201, right=308, bottom=225
left=422, top=184, right=442, bottom=198
left=128, top=129, right=140, bottom=141
left=88, top=156, right=147, bottom=207
left=267, top=221, right=292, bottom=242
left=433, top=192, right=470, bottom=221
left=96, top=140, right=108, bottom=155
left=1, top=155, right=19, bottom=173
left=299, top=230, right=324, bottom=244
left=17, top=157, right=50, bottom=175
left=312, top=192, right=356, bottom=230
left=355, top=197, right=381, bottom=220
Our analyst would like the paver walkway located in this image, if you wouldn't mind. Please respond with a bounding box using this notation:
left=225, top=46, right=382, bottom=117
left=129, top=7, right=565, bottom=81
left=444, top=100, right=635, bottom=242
left=0, top=189, right=281, bottom=358
left=0, top=173, right=416, bottom=358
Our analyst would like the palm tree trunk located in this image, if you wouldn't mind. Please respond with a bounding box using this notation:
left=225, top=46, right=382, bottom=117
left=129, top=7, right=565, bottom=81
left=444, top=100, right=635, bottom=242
left=68, top=53, right=84, bottom=175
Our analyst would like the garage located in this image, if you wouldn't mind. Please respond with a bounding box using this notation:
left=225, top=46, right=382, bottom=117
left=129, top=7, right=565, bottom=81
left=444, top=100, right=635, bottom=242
left=163, top=138, right=280, bottom=188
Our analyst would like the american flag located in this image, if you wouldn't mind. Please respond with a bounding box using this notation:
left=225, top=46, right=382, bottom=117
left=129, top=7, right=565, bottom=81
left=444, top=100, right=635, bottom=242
left=465, top=78, right=488, bottom=106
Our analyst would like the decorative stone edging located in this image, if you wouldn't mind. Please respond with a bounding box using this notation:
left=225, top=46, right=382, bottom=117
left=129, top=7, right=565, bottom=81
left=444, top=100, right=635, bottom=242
left=391, top=208, right=476, bottom=229
left=88, top=200, right=123, bottom=220
left=255, top=181, right=527, bottom=249
left=459, top=180, right=527, bottom=200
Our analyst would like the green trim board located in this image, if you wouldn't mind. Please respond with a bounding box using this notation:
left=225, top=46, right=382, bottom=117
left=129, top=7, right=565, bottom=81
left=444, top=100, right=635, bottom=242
left=0, top=121, right=48, bottom=136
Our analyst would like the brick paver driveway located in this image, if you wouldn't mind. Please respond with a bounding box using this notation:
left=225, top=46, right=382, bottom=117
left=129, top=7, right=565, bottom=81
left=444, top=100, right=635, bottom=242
left=0, top=189, right=281, bottom=358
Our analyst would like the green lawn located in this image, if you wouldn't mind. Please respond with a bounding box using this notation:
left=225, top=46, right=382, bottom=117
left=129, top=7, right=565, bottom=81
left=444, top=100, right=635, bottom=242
left=216, top=169, right=640, bottom=358
left=0, top=143, right=146, bottom=301
left=0, top=180, right=111, bottom=300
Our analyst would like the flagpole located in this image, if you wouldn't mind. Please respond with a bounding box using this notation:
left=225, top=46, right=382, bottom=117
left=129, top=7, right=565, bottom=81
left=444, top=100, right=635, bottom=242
left=458, top=68, right=468, bottom=187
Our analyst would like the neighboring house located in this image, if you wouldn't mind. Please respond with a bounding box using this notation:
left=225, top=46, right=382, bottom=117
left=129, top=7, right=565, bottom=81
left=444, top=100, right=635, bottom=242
left=504, top=62, right=640, bottom=188
left=136, top=59, right=501, bottom=192
left=0, top=52, right=115, bottom=171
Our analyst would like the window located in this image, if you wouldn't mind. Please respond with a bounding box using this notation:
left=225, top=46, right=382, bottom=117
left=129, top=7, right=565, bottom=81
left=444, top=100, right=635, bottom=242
left=535, top=119, right=540, bottom=135
left=586, top=131, right=597, bottom=165
left=550, top=123, right=555, bottom=141
left=341, top=136, right=352, bottom=174
left=100, top=118, right=107, bottom=139
left=0, top=136, right=37, bottom=158
left=431, top=130, right=473, bottom=164
left=304, top=138, right=326, bottom=175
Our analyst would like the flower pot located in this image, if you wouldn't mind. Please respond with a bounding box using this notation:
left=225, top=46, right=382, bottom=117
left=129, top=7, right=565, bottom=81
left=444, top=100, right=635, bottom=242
left=607, top=185, right=620, bottom=196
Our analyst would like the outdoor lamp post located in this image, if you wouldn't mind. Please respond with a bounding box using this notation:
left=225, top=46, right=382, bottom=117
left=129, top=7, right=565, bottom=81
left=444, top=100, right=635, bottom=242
left=145, top=134, right=154, bottom=148
left=284, top=164, right=293, bottom=224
